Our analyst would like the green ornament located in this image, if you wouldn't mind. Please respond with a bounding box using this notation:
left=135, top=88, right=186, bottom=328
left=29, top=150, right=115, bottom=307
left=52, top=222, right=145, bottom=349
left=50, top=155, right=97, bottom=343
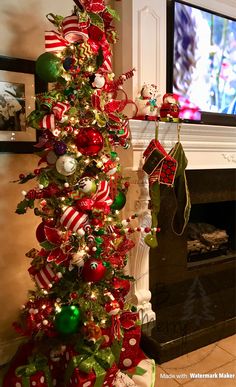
left=110, top=151, right=118, bottom=160
left=111, top=190, right=126, bottom=211
left=95, top=236, right=103, bottom=244
left=95, top=229, right=105, bottom=235
left=144, top=233, right=158, bottom=248
left=55, top=305, right=81, bottom=335
left=36, top=52, right=62, bottom=83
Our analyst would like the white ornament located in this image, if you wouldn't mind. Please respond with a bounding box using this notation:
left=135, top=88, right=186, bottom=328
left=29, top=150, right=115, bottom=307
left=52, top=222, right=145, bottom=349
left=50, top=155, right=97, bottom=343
left=56, top=155, right=77, bottom=176
left=77, top=177, right=97, bottom=194
left=123, top=358, right=132, bottom=367
left=91, top=73, right=105, bottom=89
left=129, top=338, right=137, bottom=346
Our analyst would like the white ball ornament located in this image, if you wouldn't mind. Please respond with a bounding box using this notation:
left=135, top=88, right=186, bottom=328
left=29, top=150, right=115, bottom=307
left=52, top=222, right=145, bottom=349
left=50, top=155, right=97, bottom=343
left=56, top=155, right=77, bottom=176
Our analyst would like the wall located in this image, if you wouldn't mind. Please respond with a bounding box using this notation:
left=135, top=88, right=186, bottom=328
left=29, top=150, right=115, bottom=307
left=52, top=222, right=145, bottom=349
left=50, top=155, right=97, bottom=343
left=0, top=0, right=74, bottom=364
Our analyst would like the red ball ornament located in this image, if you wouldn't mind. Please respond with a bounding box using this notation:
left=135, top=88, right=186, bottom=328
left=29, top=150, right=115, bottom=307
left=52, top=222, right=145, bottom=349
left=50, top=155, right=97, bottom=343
left=82, top=259, right=106, bottom=282
left=36, top=222, right=46, bottom=243
left=75, top=128, right=104, bottom=156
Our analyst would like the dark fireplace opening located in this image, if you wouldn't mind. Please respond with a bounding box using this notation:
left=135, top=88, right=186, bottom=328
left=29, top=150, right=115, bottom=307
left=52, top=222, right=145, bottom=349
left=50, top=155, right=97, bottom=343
left=187, top=200, right=236, bottom=265
left=141, top=169, right=236, bottom=363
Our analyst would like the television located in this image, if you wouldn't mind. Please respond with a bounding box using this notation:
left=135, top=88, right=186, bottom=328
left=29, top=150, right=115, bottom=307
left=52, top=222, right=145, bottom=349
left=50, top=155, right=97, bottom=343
left=166, top=0, right=236, bottom=126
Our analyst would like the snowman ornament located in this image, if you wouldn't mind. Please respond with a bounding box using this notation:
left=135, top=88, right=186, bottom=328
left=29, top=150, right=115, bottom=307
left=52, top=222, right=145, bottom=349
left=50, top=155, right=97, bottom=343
left=136, top=83, right=160, bottom=120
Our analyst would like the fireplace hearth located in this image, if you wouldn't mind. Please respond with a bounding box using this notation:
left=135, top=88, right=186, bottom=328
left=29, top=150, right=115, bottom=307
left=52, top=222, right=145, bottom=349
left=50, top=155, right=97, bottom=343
left=140, top=168, right=236, bottom=363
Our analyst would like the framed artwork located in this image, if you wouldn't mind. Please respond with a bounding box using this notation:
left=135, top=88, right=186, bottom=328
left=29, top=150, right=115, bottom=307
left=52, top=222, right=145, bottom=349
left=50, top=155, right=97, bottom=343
left=0, top=56, right=47, bottom=153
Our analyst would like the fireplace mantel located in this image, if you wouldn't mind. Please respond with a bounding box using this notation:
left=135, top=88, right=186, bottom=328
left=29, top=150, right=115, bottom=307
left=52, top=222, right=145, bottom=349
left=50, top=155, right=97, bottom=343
left=112, top=0, right=236, bottom=322
left=120, top=119, right=236, bottom=323
left=129, top=120, right=236, bottom=170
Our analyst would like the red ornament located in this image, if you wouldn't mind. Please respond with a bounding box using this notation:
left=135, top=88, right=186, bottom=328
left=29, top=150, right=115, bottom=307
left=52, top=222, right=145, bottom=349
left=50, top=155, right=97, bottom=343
left=105, top=300, right=120, bottom=315
left=82, top=259, right=106, bottom=282
left=75, top=128, right=104, bottom=156
left=112, top=277, right=131, bottom=297
left=36, top=222, right=46, bottom=243
left=76, top=197, right=95, bottom=212
left=90, top=218, right=104, bottom=227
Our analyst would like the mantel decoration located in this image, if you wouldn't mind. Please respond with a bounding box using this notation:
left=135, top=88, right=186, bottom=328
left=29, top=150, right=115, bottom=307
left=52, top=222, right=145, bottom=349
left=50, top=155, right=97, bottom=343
left=2, top=1, right=156, bottom=386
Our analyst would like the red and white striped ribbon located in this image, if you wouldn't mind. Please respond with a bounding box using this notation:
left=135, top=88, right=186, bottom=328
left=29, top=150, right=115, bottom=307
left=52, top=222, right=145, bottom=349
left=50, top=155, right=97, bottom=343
left=52, top=101, right=70, bottom=121
left=62, top=15, right=88, bottom=43
left=99, top=53, right=112, bottom=73
left=117, top=120, right=130, bottom=140
left=39, top=114, right=56, bottom=130
left=60, top=206, right=88, bottom=233
left=45, top=30, right=68, bottom=52
left=93, top=180, right=113, bottom=205
left=34, top=264, right=55, bottom=289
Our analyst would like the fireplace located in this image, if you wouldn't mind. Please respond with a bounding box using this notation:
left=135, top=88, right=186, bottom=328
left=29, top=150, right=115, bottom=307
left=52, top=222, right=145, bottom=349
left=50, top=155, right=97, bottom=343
left=119, top=120, right=236, bottom=363
left=141, top=168, right=236, bottom=363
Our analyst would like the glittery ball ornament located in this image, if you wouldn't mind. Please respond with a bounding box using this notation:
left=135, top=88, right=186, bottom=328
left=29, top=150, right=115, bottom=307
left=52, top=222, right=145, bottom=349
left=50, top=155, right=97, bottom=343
left=56, top=155, right=77, bottom=176
left=75, top=128, right=104, bottom=156
left=36, top=52, right=62, bottom=83
left=55, top=305, right=81, bottom=334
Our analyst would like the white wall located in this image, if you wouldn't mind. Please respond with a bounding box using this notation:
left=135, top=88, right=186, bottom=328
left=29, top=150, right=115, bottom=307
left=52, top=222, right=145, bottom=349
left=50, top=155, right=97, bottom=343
left=0, top=0, right=75, bottom=60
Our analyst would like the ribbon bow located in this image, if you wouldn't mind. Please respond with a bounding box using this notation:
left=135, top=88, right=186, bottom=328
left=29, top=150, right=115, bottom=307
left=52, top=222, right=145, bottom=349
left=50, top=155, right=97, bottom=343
left=15, top=355, right=52, bottom=387
left=65, top=341, right=115, bottom=387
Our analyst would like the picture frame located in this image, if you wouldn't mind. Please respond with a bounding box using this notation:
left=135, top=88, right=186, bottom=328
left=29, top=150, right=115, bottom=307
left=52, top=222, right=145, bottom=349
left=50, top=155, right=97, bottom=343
left=0, top=55, right=47, bottom=153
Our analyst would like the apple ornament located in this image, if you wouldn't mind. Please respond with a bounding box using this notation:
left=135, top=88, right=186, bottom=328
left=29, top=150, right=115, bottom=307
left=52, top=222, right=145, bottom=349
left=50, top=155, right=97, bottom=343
left=82, top=259, right=106, bottom=282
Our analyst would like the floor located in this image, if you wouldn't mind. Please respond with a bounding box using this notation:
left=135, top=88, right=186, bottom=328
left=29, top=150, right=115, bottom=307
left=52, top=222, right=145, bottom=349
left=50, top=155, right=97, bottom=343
left=155, top=334, right=236, bottom=387
left=0, top=335, right=235, bottom=386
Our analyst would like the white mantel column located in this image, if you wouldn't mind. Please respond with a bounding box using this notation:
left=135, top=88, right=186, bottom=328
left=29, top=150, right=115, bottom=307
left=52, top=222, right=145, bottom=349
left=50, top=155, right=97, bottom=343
left=118, top=122, right=157, bottom=323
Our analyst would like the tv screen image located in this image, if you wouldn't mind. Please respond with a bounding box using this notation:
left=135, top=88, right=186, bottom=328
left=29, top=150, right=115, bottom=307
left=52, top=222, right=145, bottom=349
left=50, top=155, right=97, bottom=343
left=168, top=0, right=236, bottom=124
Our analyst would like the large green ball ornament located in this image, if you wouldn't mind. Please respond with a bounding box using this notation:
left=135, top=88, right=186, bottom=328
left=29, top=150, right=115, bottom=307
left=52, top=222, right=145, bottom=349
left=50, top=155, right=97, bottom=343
left=36, top=52, right=62, bottom=83
left=111, top=190, right=126, bottom=211
left=55, top=305, right=81, bottom=334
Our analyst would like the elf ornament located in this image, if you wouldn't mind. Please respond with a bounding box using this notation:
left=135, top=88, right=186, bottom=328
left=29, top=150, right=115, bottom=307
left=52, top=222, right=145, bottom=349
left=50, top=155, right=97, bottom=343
left=160, top=93, right=180, bottom=122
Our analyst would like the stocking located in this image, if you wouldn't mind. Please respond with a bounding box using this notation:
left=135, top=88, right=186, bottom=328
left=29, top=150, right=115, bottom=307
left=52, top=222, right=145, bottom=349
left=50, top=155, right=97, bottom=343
left=169, top=142, right=191, bottom=235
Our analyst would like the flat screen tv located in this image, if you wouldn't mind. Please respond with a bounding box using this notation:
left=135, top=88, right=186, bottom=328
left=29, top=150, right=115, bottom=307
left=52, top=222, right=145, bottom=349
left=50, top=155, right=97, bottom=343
left=166, top=0, right=236, bottom=126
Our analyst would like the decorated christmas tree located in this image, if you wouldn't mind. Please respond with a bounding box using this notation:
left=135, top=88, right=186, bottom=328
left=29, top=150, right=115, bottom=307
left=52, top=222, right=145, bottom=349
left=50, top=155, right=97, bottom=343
left=2, top=1, right=156, bottom=386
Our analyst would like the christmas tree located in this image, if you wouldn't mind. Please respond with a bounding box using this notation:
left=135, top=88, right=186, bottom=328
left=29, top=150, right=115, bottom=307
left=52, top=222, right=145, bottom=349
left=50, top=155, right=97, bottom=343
left=3, top=1, right=156, bottom=386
